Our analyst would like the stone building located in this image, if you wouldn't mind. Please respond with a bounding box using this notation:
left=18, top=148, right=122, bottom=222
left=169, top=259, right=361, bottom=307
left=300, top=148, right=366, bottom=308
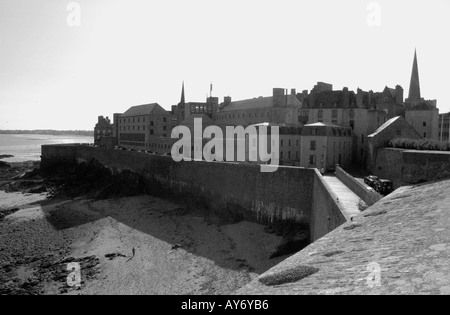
left=297, top=83, right=396, bottom=164
left=116, top=103, right=174, bottom=154
left=216, top=88, right=302, bottom=127
left=405, top=50, right=439, bottom=139
left=94, top=116, right=115, bottom=147
left=367, top=116, right=422, bottom=172
left=439, top=112, right=450, bottom=142
left=299, top=122, right=353, bottom=171
left=173, top=82, right=219, bottom=125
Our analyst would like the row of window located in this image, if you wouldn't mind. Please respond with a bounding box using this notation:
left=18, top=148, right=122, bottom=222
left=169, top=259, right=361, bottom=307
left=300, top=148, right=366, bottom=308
left=280, top=139, right=300, bottom=147
left=119, top=117, right=167, bottom=124
left=147, top=142, right=171, bottom=149
left=190, top=105, right=212, bottom=113
left=120, top=125, right=167, bottom=132
left=280, top=151, right=300, bottom=160
left=218, top=112, right=271, bottom=120
left=96, top=129, right=112, bottom=135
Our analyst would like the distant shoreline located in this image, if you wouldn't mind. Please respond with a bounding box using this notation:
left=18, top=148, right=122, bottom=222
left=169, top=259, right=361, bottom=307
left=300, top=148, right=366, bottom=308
left=0, top=130, right=93, bottom=137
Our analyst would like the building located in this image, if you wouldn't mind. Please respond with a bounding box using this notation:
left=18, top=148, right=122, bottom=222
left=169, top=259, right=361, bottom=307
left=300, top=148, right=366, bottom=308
left=94, top=116, right=115, bottom=147
left=439, top=112, right=450, bottom=142
left=367, top=116, right=422, bottom=171
left=216, top=88, right=302, bottom=127
left=405, top=50, right=439, bottom=139
left=244, top=123, right=303, bottom=166
left=297, top=83, right=395, bottom=164
left=300, top=122, right=353, bottom=171
left=173, top=82, right=219, bottom=125
left=117, top=103, right=174, bottom=154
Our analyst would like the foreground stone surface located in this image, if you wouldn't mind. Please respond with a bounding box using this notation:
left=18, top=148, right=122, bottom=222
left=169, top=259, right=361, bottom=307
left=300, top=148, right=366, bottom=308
left=237, top=178, right=450, bottom=295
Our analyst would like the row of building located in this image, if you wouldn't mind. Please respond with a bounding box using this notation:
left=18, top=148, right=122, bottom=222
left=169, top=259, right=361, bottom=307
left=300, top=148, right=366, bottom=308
left=95, top=50, right=441, bottom=171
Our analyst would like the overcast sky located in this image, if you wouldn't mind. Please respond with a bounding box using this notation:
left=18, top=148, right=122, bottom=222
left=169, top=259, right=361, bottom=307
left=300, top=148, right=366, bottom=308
left=0, top=0, right=449, bottom=130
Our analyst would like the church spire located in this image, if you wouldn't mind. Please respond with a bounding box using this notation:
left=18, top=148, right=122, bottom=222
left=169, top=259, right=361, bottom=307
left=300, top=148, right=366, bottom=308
left=408, top=49, right=421, bottom=101
left=180, top=81, right=185, bottom=105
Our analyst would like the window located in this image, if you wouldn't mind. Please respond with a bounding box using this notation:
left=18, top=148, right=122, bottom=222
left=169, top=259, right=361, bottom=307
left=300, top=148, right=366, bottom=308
left=281, top=140, right=284, bottom=147
left=350, top=120, right=355, bottom=130
left=296, top=140, right=299, bottom=146
left=309, top=155, right=316, bottom=165
left=312, top=129, right=317, bottom=136
left=163, top=126, right=167, bottom=131
left=396, top=130, right=401, bottom=136
left=163, top=117, right=167, bottom=123
left=138, top=118, right=140, bottom=123
left=310, top=141, right=316, bottom=151
left=349, top=110, right=355, bottom=119
left=150, top=121, right=154, bottom=126
left=150, top=130, right=154, bottom=135
left=361, top=135, right=364, bottom=144
left=332, top=110, right=338, bottom=118
left=288, top=151, right=291, bottom=159
left=289, top=140, right=292, bottom=147
left=424, top=133, right=427, bottom=138
left=423, top=122, right=427, bottom=127
left=318, top=110, right=323, bottom=119
left=137, top=126, right=140, bottom=131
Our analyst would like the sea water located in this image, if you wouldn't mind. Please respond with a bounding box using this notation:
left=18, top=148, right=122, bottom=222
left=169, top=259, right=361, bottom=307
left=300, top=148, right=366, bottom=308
left=0, top=134, right=93, bottom=162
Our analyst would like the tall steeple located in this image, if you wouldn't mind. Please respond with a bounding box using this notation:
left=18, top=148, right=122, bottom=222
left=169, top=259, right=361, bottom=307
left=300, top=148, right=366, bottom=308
left=180, top=81, right=185, bottom=105
left=408, top=49, right=421, bottom=101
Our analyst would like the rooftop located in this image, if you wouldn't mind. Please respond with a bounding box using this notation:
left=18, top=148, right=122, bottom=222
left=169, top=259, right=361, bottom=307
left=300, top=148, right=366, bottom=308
left=122, top=103, right=166, bottom=117
left=221, top=95, right=301, bottom=112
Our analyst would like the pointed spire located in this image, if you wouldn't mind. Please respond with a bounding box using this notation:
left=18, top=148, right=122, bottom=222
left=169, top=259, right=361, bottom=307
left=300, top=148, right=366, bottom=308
left=408, top=49, right=421, bottom=101
left=180, top=81, right=185, bottom=105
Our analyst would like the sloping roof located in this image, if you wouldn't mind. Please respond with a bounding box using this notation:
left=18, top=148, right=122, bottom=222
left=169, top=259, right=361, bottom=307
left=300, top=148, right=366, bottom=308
left=122, top=103, right=166, bottom=117
left=368, top=116, right=401, bottom=138
left=221, top=95, right=301, bottom=112
left=304, top=122, right=340, bottom=128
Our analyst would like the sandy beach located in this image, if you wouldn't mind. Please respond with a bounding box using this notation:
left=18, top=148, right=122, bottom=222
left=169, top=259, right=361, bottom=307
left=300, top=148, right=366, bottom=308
left=0, top=162, right=288, bottom=295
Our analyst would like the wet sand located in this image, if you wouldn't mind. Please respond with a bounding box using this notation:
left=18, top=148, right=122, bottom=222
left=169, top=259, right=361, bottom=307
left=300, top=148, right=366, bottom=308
left=0, top=191, right=288, bottom=295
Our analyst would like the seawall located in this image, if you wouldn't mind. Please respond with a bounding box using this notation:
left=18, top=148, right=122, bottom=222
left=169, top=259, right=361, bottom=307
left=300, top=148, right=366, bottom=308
left=41, top=144, right=348, bottom=242
left=335, top=166, right=382, bottom=206
left=373, top=148, right=450, bottom=188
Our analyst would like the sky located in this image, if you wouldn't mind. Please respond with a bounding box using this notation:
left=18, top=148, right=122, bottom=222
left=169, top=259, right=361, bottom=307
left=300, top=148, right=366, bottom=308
left=0, top=0, right=449, bottom=130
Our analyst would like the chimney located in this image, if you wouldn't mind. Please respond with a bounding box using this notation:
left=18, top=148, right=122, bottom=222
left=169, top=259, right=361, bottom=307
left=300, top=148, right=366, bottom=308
left=395, top=85, right=404, bottom=105
left=343, top=87, right=350, bottom=108
left=273, top=88, right=285, bottom=107
left=224, top=96, right=232, bottom=105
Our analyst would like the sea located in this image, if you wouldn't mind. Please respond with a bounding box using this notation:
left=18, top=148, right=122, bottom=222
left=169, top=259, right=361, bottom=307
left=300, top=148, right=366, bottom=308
left=0, top=134, right=94, bottom=162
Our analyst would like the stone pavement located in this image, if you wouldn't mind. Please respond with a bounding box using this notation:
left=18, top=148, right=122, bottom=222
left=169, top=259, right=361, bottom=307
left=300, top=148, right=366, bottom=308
left=236, top=178, right=450, bottom=295
left=322, top=175, right=361, bottom=220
